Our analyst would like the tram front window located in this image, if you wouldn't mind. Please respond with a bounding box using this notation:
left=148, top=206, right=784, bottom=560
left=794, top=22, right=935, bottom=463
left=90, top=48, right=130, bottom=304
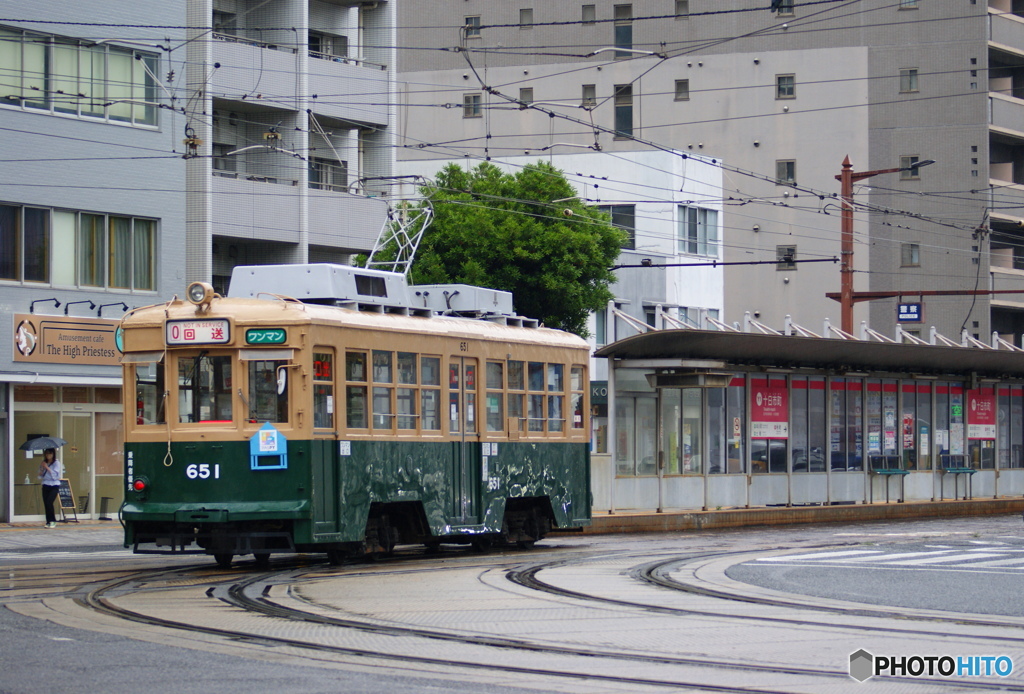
left=248, top=360, right=288, bottom=423
left=135, top=360, right=166, bottom=425
left=178, top=353, right=232, bottom=423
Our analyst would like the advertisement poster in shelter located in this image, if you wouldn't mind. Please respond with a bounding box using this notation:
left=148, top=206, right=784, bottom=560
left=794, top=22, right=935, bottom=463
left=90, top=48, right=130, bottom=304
left=967, top=388, right=996, bottom=439
left=751, top=378, right=788, bottom=439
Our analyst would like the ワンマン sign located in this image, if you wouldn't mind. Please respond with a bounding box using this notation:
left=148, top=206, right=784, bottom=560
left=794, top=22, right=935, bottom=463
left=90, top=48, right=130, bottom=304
left=13, top=314, right=120, bottom=366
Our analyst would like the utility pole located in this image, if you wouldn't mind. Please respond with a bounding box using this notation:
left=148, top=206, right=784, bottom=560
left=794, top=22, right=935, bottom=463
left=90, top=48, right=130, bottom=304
left=836, top=155, right=934, bottom=334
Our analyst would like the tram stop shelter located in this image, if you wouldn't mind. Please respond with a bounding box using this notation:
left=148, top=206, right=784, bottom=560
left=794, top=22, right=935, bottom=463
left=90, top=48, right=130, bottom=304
left=593, top=325, right=1024, bottom=513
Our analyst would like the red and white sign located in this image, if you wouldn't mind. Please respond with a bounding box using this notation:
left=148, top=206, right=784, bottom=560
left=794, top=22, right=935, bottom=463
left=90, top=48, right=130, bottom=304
left=751, top=378, right=788, bottom=439
left=967, top=388, right=996, bottom=439
left=166, top=319, right=230, bottom=345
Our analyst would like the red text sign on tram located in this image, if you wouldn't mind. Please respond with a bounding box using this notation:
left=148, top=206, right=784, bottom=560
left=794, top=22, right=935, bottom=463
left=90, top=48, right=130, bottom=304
left=166, top=319, right=231, bottom=345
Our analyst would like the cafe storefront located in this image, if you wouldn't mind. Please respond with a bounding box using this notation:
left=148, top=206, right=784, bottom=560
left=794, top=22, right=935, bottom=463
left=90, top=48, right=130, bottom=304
left=595, top=329, right=1024, bottom=512
left=4, top=314, right=123, bottom=522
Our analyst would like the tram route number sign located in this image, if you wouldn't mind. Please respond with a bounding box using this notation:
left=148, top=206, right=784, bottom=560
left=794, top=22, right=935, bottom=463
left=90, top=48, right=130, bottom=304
left=166, top=319, right=230, bottom=345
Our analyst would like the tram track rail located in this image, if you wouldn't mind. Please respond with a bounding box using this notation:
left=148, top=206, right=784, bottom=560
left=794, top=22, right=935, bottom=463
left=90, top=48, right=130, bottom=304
left=66, top=546, right=1024, bottom=693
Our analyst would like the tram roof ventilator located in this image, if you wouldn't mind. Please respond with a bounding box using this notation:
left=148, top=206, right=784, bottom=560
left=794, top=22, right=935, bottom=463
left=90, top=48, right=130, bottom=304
left=229, top=264, right=538, bottom=327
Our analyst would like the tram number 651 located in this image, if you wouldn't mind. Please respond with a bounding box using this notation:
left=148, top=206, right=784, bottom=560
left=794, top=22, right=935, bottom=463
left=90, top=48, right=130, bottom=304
left=186, top=463, right=220, bottom=480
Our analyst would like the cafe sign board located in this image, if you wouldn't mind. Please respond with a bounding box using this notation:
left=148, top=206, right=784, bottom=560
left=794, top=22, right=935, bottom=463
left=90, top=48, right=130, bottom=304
left=13, top=314, right=121, bottom=366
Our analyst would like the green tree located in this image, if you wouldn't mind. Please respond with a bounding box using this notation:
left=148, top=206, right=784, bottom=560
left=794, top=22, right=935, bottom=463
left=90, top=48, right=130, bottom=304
left=406, top=161, right=624, bottom=337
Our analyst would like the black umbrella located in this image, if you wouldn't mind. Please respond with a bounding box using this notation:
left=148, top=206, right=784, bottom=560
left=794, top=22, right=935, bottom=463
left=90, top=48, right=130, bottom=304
left=20, top=436, right=67, bottom=451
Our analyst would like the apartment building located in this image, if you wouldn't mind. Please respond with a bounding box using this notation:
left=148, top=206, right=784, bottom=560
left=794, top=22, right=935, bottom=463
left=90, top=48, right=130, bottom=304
left=396, top=1, right=1024, bottom=344
left=0, top=0, right=395, bottom=521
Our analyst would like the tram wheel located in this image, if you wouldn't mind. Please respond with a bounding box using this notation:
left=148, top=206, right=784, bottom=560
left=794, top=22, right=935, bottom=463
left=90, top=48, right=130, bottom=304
left=253, top=552, right=271, bottom=567
left=326, top=549, right=347, bottom=566
left=470, top=537, right=492, bottom=553
left=214, top=553, right=233, bottom=569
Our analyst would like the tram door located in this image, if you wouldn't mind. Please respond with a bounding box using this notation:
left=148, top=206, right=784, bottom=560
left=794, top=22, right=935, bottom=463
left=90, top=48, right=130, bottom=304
left=449, top=358, right=480, bottom=524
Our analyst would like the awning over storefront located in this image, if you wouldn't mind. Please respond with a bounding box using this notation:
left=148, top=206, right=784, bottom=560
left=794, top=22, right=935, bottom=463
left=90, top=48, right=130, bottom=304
left=595, top=329, right=1024, bottom=379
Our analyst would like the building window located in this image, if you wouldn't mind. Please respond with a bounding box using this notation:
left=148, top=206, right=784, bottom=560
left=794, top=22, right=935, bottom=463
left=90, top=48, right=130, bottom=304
left=308, top=31, right=348, bottom=60
left=899, top=0, right=918, bottom=7
left=0, top=204, right=155, bottom=289
left=776, top=245, right=797, bottom=271
left=678, top=205, right=719, bottom=257
left=581, top=83, right=596, bottom=109
left=776, top=0, right=795, bottom=15
left=464, top=16, right=481, bottom=38
left=776, top=74, right=795, bottom=99
left=309, top=157, right=348, bottom=192
left=900, top=68, right=918, bottom=93
left=674, top=79, right=690, bottom=101
left=0, top=26, right=159, bottom=126
left=613, top=84, right=633, bottom=137
left=212, top=143, right=236, bottom=174
left=582, top=4, right=596, bottom=24
left=899, top=155, right=922, bottom=180
left=901, top=243, right=920, bottom=267
left=613, top=4, right=633, bottom=58
left=776, top=159, right=796, bottom=185
left=599, top=204, right=636, bottom=250
left=463, top=93, right=482, bottom=118
left=676, top=0, right=689, bottom=19
left=519, top=8, right=534, bottom=27
left=519, top=87, right=533, bottom=107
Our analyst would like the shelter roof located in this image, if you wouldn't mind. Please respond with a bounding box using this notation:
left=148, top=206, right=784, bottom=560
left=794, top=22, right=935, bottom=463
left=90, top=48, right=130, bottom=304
left=594, top=329, right=1024, bottom=379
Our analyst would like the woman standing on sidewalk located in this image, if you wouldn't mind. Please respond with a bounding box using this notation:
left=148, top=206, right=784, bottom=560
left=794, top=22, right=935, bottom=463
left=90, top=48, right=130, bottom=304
left=38, top=448, right=61, bottom=528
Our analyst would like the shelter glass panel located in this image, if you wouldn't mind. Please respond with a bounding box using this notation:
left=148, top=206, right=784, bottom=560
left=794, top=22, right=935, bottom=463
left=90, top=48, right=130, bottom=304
left=726, top=377, right=746, bottom=473
left=616, top=397, right=636, bottom=475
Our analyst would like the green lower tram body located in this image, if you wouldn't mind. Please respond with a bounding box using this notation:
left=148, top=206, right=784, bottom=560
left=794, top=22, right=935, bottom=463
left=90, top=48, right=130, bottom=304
left=123, top=439, right=591, bottom=563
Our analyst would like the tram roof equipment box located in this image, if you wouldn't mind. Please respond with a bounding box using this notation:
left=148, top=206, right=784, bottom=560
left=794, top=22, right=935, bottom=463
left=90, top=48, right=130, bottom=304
left=228, top=264, right=515, bottom=318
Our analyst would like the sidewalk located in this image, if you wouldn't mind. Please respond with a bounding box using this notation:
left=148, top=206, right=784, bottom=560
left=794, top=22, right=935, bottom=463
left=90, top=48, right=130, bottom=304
left=0, top=519, right=125, bottom=551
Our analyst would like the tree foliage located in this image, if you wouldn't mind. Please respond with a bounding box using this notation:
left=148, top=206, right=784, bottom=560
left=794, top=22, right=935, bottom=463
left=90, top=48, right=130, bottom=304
left=406, top=161, right=624, bottom=336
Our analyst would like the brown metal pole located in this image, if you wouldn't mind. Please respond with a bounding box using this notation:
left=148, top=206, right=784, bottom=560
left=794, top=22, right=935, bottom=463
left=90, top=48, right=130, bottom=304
left=839, top=156, right=854, bottom=334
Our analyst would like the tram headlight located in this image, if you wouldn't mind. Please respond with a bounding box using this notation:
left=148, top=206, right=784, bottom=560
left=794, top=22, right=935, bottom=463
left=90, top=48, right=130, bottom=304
left=187, top=281, right=214, bottom=306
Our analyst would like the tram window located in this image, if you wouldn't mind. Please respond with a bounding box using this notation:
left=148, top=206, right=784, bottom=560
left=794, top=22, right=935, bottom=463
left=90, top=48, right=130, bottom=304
left=313, top=350, right=333, bottom=429
left=486, top=362, right=503, bottom=389
left=373, top=350, right=393, bottom=383
left=134, top=360, right=165, bottom=425
left=548, top=394, right=564, bottom=432
left=397, top=387, right=416, bottom=429
left=177, top=353, right=232, bottom=423
left=507, top=360, right=524, bottom=390
left=372, top=387, right=392, bottom=429
left=421, top=356, right=441, bottom=386
left=346, top=352, right=366, bottom=381
left=248, top=360, right=288, bottom=423
left=547, top=364, right=563, bottom=391
left=347, top=386, right=367, bottom=428
left=422, top=389, right=440, bottom=430
left=398, top=352, right=417, bottom=384
left=528, top=362, right=544, bottom=391
left=486, top=361, right=504, bottom=432
left=508, top=359, right=525, bottom=431
left=528, top=393, right=545, bottom=432
left=421, top=355, right=441, bottom=430
left=571, top=365, right=585, bottom=429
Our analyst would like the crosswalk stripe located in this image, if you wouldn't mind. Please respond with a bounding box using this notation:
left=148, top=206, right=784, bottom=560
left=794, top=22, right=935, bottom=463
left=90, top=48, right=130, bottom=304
left=838, top=550, right=958, bottom=562
left=757, top=549, right=881, bottom=562
left=888, top=552, right=1010, bottom=565
left=959, top=556, right=1024, bottom=568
